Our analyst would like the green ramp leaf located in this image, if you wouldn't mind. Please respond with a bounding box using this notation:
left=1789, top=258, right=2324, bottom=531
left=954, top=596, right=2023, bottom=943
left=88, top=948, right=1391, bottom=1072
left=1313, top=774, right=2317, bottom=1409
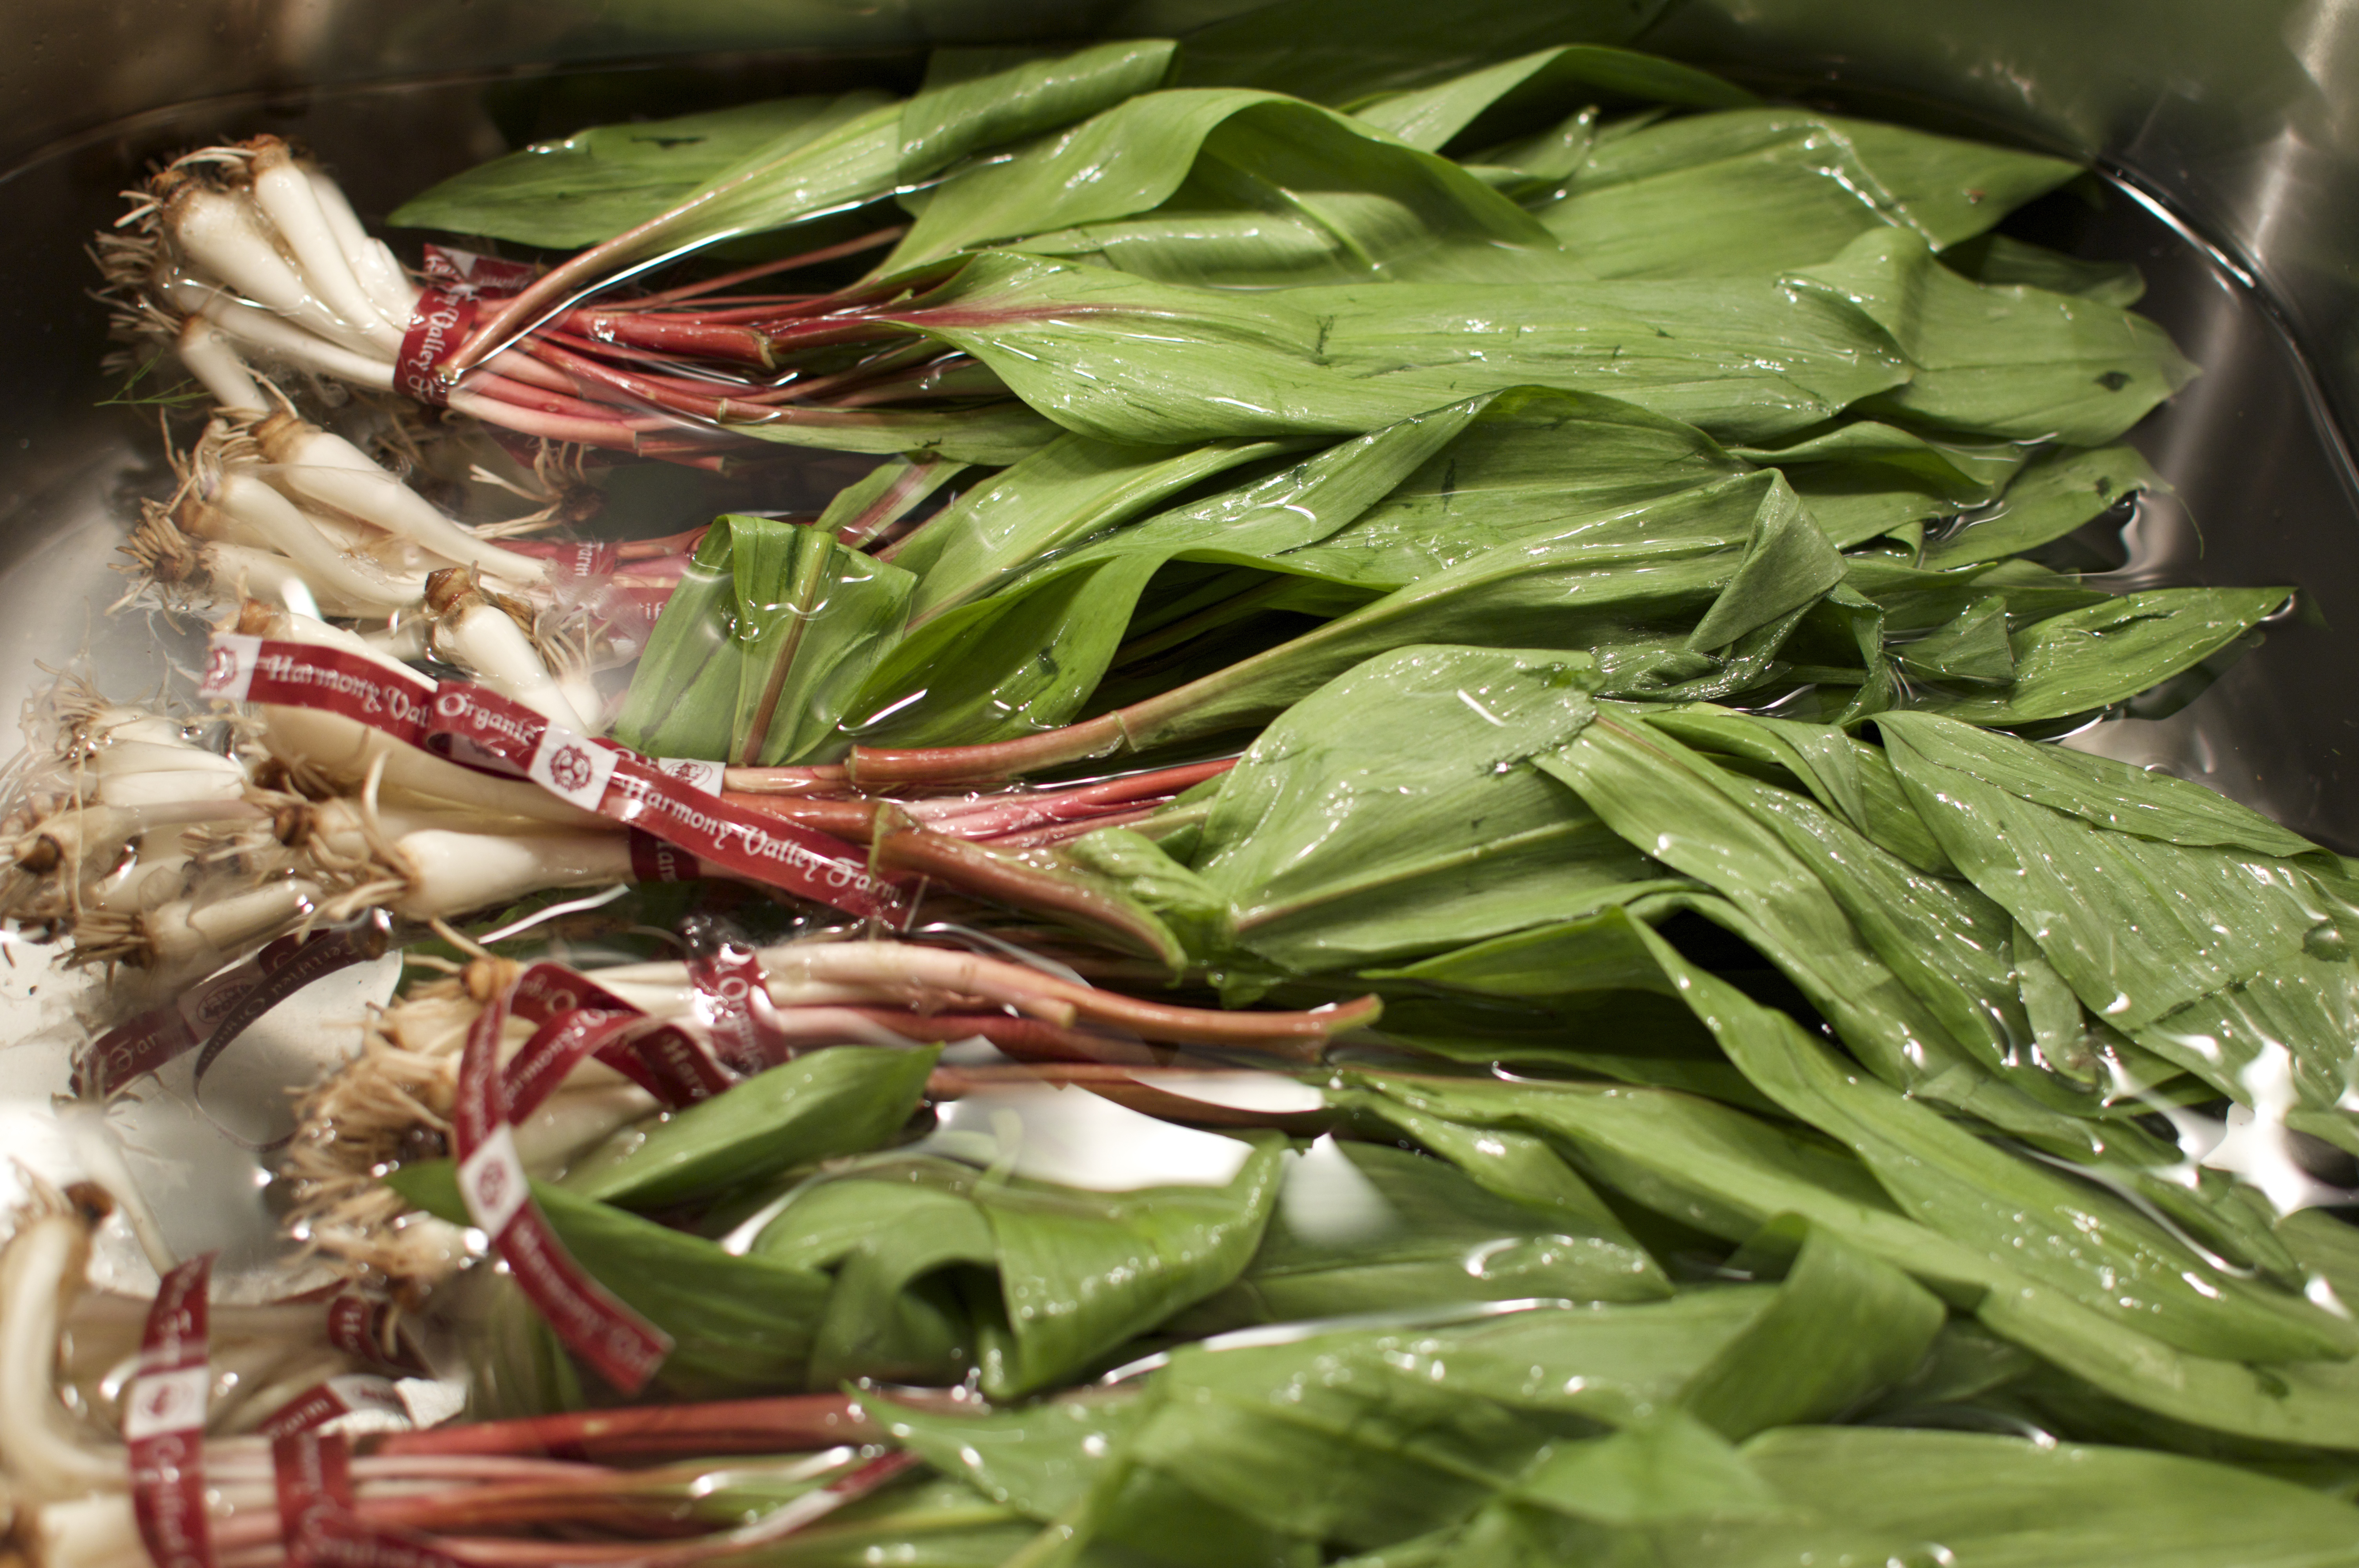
left=1536, top=109, right=2081, bottom=280
left=1791, top=226, right=2197, bottom=445
left=558, top=1044, right=938, bottom=1209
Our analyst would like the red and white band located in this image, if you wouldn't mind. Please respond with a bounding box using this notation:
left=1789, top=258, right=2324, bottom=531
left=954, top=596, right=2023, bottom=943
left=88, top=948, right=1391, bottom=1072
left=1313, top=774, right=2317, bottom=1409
left=202, top=635, right=906, bottom=923
left=127, top=1255, right=216, bottom=1568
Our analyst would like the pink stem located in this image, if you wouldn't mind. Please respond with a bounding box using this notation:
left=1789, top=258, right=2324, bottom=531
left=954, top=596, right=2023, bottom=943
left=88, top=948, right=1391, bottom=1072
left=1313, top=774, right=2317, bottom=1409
left=982, top=802, right=1171, bottom=850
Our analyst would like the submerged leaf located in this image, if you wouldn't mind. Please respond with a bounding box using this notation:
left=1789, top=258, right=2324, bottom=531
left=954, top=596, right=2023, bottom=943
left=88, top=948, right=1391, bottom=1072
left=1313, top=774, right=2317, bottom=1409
left=389, top=93, right=896, bottom=248
left=1880, top=712, right=2359, bottom=1126
left=559, top=1045, right=938, bottom=1209
left=748, top=1138, right=1285, bottom=1397
left=1537, top=109, right=2080, bottom=280
left=897, top=41, right=1177, bottom=180
left=887, top=87, right=1563, bottom=285
left=873, top=250, right=1914, bottom=446
left=1792, top=227, right=2198, bottom=445
left=1189, top=644, right=1655, bottom=971
left=1910, top=585, right=2286, bottom=724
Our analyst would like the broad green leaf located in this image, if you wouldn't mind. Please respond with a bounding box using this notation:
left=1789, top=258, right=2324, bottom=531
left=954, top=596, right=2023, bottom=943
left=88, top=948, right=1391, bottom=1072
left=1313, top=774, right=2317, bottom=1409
left=1730, top=1426, right=2359, bottom=1566
left=1880, top=712, right=2359, bottom=1123
left=731, top=523, right=918, bottom=765
left=612, top=514, right=919, bottom=765
left=1531, top=708, right=2019, bottom=1101
left=1086, top=472, right=1841, bottom=761
left=1877, top=710, right=2328, bottom=860
left=613, top=517, right=738, bottom=757
left=1512, top=1413, right=1779, bottom=1526
left=719, top=398, right=1060, bottom=465
left=558, top=1045, right=938, bottom=1209
left=1734, top=420, right=2036, bottom=547
left=897, top=41, right=1177, bottom=180
left=1352, top=46, right=1753, bottom=153
left=1923, top=443, right=2163, bottom=569
left=1527, top=714, right=2304, bottom=1257
left=750, top=1142, right=1285, bottom=1398
left=1536, top=109, right=2079, bottom=280
left=1366, top=995, right=1774, bottom=1118
left=881, top=1387, right=1304, bottom=1568
left=1737, top=420, right=2038, bottom=505
left=809, top=452, right=968, bottom=550
left=1679, top=1224, right=1945, bottom=1440
left=1349, top=1070, right=1920, bottom=1260
left=1270, top=388, right=1760, bottom=585
left=839, top=395, right=1838, bottom=757
left=1174, top=1139, right=1668, bottom=1332
left=397, top=42, right=1178, bottom=256
left=1912, top=585, right=2287, bottom=724
left=1842, top=552, right=2106, bottom=639
left=1336, top=1091, right=1662, bottom=1230
left=388, top=1160, right=831, bottom=1398
left=890, top=432, right=1299, bottom=620
left=886, top=89, right=1564, bottom=284
left=1345, top=1072, right=2359, bottom=1452
left=884, top=1387, right=1152, bottom=1523
left=1629, top=922, right=2355, bottom=1364
left=1944, top=231, right=2148, bottom=307
left=839, top=398, right=1483, bottom=752
left=1792, top=227, right=2198, bottom=445
left=390, top=93, right=894, bottom=248
left=977, top=1137, right=1285, bottom=1395
left=1639, top=704, right=1953, bottom=873
left=1454, top=1426, right=2359, bottom=1568
left=1115, top=1295, right=1778, bottom=1550
left=1896, top=593, right=2015, bottom=684
left=872, top=250, right=1913, bottom=446
left=1189, top=645, right=1658, bottom=971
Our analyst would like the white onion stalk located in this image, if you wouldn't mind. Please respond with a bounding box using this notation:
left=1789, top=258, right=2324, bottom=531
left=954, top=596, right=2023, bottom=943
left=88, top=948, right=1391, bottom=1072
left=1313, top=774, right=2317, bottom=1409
left=8, top=799, right=260, bottom=884
left=251, top=411, right=548, bottom=586
left=301, top=163, right=417, bottom=328
left=175, top=314, right=267, bottom=414
left=162, top=275, right=396, bottom=390
left=183, top=465, right=423, bottom=617
left=235, top=603, right=602, bottom=829
left=158, top=177, right=385, bottom=361
left=0, top=1183, right=124, bottom=1501
left=424, top=571, right=587, bottom=731
left=88, top=876, right=322, bottom=972
left=244, top=141, right=404, bottom=358
left=372, top=826, right=631, bottom=924
left=127, top=512, right=409, bottom=620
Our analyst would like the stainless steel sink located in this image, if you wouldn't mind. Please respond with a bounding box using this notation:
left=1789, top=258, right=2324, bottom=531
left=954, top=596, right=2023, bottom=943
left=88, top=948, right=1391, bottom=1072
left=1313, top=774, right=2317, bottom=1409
left=0, top=0, right=2349, bottom=1282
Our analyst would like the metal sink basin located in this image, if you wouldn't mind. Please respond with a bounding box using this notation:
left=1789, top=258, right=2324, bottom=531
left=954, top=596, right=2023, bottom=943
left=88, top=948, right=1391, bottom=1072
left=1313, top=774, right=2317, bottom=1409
left=0, top=0, right=2349, bottom=1281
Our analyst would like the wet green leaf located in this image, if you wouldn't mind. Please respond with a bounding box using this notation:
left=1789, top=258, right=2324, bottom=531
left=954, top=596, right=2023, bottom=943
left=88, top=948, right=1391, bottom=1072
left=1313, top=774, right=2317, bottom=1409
left=888, top=88, right=1564, bottom=285
left=897, top=41, right=1176, bottom=180
left=391, top=93, right=896, bottom=248
left=387, top=1160, right=830, bottom=1398
left=1188, top=645, right=1660, bottom=971
left=1173, top=1138, right=1669, bottom=1332
left=1923, top=444, right=2163, bottom=570
left=558, top=1045, right=938, bottom=1209
left=1536, top=109, right=2079, bottom=280
left=1880, top=712, right=2359, bottom=1125
left=1352, top=45, right=1753, bottom=154
left=749, top=1141, right=1286, bottom=1397
left=876, top=250, right=1914, bottom=446
left=1911, top=585, right=2287, bottom=724
left=1792, top=227, right=2197, bottom=445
